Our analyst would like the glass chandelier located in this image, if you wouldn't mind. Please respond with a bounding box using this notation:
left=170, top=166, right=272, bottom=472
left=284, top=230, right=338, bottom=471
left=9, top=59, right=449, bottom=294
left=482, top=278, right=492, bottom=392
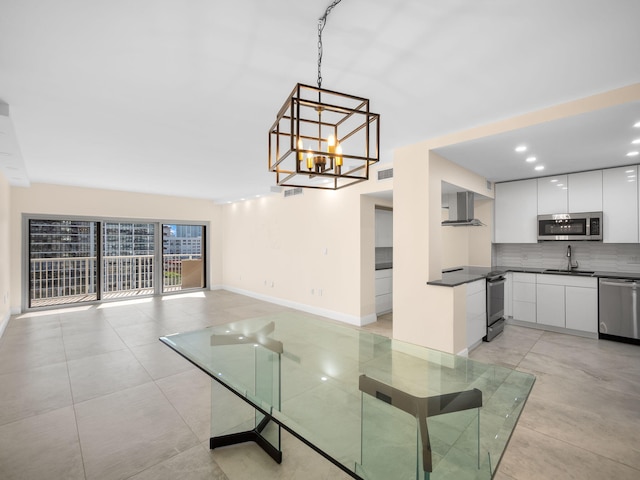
left=268, top=0, right=380, bottom=190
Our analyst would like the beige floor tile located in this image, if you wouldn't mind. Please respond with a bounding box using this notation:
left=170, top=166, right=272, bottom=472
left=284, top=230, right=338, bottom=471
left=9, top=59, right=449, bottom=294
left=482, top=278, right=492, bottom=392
left=497, top=425, right=640, bottom=480
left=113, top=320, right=180, bottom=348
left=75, top=382, right=200, bottom=480
left=156, top=369, right=213, bottom=442
left=62, top=328, right=128, bottom=360
left=131, top=341, right=196, bottom=380
left=0, top=361, right=72, bottom=426
left=0, top=406, right=85, bottom=480
left=128, top=444, right=228, bottom=480
left=519, top=385, right=640, bottom=470
left=0, top=327, right=66, bottom=374
left=68, top=348, right=153, bottom=403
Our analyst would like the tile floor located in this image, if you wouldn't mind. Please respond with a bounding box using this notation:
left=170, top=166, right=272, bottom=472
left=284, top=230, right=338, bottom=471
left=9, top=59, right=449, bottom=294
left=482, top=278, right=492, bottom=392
left=0, top=290, right=638, bottom=479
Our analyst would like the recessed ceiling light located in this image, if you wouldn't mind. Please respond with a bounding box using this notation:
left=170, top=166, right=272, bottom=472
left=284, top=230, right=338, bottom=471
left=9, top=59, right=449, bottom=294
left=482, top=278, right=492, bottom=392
left=0, top=152, right=11, bottom=156
left=634, top=121, right=640, bottom=128
left=526, top=156, right=537, bottom=163
left=627, top=151, right=640, bottom=157
left=626, top=169, right=635, bottom=173
left=515, top=145, right=527, bottom=153
left=632, top=139, right=640, bottom=145
left=550, top=179, right=558, bottom=183
left=534, top=165, right=545, bottom=171
left=628, top=175, right=636, bottom=178
left=557, top=183, right=564, bottom=187
left=562, top=187, right=567, bottom=190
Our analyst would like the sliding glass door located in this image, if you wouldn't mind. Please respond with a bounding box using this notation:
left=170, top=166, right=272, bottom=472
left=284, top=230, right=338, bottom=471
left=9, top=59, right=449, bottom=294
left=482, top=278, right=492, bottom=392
left=162, top=224, right=205, bottom=292
left=27, top=217, right=206, bottom=308
left=102, top=222, right=156, bottom=299
left=29, top=219, right=99, bottom=307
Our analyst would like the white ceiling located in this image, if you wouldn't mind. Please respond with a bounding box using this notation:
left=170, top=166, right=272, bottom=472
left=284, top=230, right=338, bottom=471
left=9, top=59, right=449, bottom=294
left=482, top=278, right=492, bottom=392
left=0, top=0, right=639, bottom=202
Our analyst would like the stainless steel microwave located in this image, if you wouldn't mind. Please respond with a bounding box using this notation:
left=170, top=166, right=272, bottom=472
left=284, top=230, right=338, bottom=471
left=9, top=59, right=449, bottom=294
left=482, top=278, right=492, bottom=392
left=537, top=212, right=603, bottom=241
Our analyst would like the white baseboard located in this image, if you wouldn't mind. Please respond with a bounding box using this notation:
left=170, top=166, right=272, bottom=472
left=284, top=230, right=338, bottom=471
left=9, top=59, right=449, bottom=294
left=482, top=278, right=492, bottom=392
left=223, top=286, right=377, bottom=327
left=0, top=312, right=9, bottom=340
left=456, top=347, right=469, bottom=357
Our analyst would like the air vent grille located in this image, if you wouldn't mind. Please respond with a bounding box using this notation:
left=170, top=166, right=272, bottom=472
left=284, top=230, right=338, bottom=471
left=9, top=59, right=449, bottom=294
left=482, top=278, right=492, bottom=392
left=284, top=188, right=303, bottom=198
left=378, top=168, right=393, bottom=180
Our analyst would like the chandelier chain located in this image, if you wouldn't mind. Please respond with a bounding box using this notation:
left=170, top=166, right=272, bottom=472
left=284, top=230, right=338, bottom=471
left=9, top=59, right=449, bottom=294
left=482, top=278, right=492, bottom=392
left=317, top=0, right=343, bottom=89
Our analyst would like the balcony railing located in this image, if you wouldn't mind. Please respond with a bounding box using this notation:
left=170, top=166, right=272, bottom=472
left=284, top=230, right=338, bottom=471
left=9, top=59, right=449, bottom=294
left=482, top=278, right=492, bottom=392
left=30, top=254, right=202, bottom=307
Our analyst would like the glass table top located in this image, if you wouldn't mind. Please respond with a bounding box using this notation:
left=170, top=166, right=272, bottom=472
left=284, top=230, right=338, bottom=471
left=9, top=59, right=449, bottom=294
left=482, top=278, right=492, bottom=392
left=160, top=312, right=535, bottom=479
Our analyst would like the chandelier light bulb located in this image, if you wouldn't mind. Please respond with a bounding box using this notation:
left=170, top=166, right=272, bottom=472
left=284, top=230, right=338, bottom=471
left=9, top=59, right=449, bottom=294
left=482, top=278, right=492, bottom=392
left=327, top=134, right=336, bottom=155
left=336, top=144, right=343, bottom=166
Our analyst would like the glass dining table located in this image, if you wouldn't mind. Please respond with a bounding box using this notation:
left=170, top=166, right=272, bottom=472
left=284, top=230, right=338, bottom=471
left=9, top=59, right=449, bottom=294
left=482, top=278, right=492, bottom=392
left=160, top=312, right=535, bottom=480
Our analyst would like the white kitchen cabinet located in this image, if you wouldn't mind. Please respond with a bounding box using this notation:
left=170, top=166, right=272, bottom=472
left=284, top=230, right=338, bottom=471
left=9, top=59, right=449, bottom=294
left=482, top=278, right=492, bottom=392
left=495, top=179, right=538, bottom=243
left=536, top=281, right=565, bottom=328
left=504, top=272, right=513, bottom=318
left=565, top=285, right=598, bottom=333
left=375, top=268, right=392, bottom=314
left=534, top=274, right=597, bottom=332
left=537, top=175, right=568, bottom=214
left=603, top=166, right=638, bottom=243
left=375, top=209, right=393, bottom=247
left=466, top=279, right=486, bottom=349
left=568, top=170, right=603, bottom=213
left=512, top=273, right=536, bottom=323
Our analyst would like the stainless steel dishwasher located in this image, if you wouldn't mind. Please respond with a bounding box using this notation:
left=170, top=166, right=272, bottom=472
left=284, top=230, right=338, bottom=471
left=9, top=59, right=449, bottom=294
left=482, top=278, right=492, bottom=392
left=599, top=277, right=640, bottom=345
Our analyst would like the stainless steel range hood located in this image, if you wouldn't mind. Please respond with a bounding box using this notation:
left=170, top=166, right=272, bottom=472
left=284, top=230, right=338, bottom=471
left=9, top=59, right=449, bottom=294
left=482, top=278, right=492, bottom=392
left=442, top=192, right=484, bottom=226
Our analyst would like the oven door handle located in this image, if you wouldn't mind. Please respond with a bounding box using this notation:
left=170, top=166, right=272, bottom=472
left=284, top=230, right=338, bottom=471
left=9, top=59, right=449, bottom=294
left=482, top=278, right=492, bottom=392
left=487, top=277, right=506, bottom=285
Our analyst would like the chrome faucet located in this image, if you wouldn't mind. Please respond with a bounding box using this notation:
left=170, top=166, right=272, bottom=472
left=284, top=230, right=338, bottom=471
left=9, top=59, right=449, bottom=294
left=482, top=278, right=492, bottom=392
left=567, top=245, right=578, bottom=271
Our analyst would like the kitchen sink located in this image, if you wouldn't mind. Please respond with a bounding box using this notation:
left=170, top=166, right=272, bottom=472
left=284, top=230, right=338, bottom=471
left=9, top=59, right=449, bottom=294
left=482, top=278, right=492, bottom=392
left=543, top=269, right=595, bottom=276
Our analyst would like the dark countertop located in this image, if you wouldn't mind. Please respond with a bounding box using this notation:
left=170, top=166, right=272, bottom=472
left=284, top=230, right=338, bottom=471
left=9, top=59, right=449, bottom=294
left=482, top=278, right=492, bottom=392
left=427, top=266, right=498, bottom=287
left=375, top=263, right=393, bottom=270
left=427, top=265, right=640, bottom=287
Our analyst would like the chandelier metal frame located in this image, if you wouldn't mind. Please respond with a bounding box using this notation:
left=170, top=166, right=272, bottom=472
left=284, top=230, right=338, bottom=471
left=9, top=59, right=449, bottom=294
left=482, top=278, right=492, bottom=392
left=268, top=0, right=380, bottom=190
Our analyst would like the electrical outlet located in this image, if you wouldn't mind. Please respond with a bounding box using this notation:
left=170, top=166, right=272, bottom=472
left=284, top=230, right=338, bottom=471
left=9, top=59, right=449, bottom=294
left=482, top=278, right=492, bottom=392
left=310, top=288, right=314, bottom=295
left=318, top=288, right=323, bottom=296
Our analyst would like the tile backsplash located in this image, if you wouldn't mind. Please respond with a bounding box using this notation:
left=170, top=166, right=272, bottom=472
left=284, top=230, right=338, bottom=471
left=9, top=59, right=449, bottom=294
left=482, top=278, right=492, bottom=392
left=494, top=242, right=640, bottom=273
left=375, top=247, right=393, bottom=265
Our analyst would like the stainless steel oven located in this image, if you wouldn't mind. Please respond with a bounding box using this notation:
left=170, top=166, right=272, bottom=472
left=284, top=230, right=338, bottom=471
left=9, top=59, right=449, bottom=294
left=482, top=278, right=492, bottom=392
left=537, top=212, right=602, bottom=241
left=485, top=272, right=506, bottom=341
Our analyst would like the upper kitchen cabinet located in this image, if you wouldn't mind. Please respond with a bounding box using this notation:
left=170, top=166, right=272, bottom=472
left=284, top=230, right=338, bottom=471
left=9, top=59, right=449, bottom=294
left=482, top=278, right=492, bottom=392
left=495, top=179, right=537, bottom=243
left=375, top=208, right=393, bottom=247
left=568, top=170, right=603, bottom=213
left=537, top=175, right=568, bottom=214
left=602, top=166, right=638, bottom=243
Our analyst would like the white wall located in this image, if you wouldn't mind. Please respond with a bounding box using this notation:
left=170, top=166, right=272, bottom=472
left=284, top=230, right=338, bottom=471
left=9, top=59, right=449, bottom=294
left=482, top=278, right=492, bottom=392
left=221, top=188, right=369, bottom=325
left=0, top=172, right=10, bottom=335
left=9, top=183, right=222, bottom=312
left=393, top=146, right=493, bottom=354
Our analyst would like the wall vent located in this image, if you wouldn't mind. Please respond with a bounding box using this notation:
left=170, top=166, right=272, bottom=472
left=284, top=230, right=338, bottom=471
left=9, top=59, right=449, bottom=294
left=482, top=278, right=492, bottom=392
left=378, top=168, right=393, bottom=180
left=284, top=187, right=303, bottom=198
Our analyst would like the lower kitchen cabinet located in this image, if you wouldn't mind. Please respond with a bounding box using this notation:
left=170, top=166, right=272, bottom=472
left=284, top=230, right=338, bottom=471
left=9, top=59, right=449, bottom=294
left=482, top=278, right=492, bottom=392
left=565, top=286, right=598, bottom=333
left=534, top=274, right=598, bottom=332
left=466, top=279, right=486, bottom=349
left=536, top=283, right=565, bottom=328
left=512, top=273, right=536, bottom=323
left=375, top=269, right=392, bottom=315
